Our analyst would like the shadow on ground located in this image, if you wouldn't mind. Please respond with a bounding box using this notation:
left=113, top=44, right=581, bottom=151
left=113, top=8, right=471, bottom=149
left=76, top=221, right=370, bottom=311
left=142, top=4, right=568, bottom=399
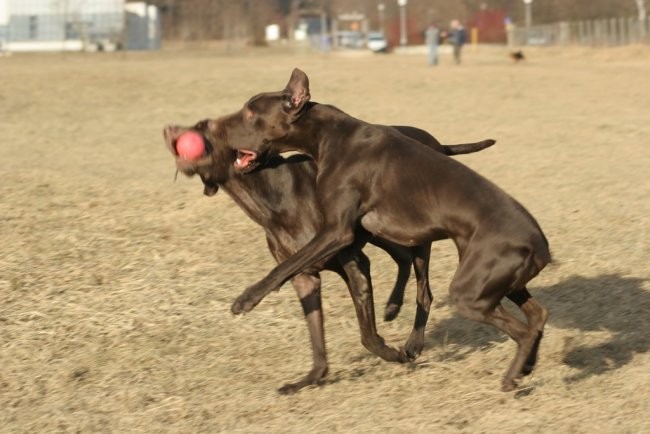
left=424, top=274, right=649, bottom=383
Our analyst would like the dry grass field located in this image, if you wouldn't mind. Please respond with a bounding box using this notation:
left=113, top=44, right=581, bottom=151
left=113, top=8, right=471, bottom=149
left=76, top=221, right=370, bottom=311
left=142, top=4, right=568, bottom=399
left=1, top=44, right=649, bottom=433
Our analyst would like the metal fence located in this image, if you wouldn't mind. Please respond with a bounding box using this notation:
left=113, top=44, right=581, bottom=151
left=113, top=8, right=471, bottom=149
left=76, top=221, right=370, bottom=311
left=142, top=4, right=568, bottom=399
left=510, top=17, right=650, bottom=47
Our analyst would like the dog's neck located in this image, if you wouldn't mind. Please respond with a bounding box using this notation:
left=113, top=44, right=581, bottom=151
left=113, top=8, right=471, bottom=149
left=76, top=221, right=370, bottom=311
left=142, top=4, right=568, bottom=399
left=219, top=154, right=316, bottom=229
left=219, top=176, right=275, bottom=226
left=275, top=102, right=358, bottom=162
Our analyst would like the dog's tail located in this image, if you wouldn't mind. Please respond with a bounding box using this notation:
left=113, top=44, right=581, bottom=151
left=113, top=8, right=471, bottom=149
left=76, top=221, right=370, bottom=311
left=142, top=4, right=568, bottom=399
left=442, top=139, right=496, bottom=156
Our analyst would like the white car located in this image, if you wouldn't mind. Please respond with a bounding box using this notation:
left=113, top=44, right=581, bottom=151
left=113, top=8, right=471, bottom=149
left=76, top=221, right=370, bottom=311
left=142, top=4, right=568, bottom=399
left=367, top=32, right=388, bottom=53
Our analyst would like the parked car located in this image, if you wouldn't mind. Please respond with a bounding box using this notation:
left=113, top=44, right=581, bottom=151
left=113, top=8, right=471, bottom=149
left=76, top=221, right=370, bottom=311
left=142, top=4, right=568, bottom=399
left=338, top=31, right=365, bottom=49
left=367, top=32, right=388, bottom=52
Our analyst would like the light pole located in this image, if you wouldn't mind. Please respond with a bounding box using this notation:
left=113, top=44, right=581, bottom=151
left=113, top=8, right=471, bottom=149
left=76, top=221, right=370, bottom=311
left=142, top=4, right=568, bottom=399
left=398, top=0, right=407, bottom=46
left=635, top=0, right=646, bottom=39
left=378, top=3, right=385, bottom=34
left=523, top=0, right=533, bottom=44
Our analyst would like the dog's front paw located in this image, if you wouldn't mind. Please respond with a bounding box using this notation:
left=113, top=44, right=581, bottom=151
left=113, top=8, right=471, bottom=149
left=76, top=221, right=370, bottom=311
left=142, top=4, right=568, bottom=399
left=231, top=280, right=277, bottom=315
left=231, top=289, right=258, bottom=315
left=231, top=296, right=249, bottom=315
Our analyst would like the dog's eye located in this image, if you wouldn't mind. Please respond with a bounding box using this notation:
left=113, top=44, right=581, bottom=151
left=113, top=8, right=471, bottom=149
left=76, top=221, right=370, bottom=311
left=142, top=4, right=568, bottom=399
left=282, top=99, right=293, bottom=111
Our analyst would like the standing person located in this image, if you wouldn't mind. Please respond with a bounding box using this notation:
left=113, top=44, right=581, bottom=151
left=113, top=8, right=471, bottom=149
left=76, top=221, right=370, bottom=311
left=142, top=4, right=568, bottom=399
left=425, top=23, right=440, bottom=66
left=448, top=19, right=467, bottom=65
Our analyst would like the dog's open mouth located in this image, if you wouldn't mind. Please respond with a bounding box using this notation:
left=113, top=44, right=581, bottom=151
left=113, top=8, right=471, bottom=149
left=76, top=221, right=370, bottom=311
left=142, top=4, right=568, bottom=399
left=234, top=149, right=258, bottom=171
left=164, top=132, right=212, bottom=176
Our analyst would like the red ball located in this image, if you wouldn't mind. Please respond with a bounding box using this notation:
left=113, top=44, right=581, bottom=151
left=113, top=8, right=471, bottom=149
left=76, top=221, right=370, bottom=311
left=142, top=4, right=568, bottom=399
left=176, top=131, right=205, bottom=160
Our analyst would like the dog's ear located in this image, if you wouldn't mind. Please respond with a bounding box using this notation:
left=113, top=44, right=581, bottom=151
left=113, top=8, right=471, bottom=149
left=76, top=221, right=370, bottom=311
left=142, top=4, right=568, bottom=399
left=282, top=68, right=310, bottom=113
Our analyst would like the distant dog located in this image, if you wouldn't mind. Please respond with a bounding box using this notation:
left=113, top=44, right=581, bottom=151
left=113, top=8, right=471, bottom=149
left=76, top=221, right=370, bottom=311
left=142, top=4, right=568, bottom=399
left=510, top=50, right=525, bottom=63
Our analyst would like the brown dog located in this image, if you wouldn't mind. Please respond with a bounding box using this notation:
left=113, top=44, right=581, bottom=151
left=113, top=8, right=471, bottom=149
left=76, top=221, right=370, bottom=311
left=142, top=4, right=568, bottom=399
left=219, top=69, right=550, bottom=391
left=165, top=120, right=494, bottom=393
left=510, top=50, right=525, bottom=62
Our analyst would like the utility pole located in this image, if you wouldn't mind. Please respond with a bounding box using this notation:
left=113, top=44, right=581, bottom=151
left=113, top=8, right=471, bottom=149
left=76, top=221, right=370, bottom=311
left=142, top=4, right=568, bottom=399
left=523, top=0, right=533, bottom=44
left=636, top=0, right=647, bottom=39
left=398, top=0, right=407, bottom=46
left=378, top=2, right=385, bottom=34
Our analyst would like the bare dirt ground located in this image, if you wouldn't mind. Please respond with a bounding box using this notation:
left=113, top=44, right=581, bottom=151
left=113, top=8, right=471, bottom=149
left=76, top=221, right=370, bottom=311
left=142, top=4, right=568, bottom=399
left=1, top=44, right=649, bottom=433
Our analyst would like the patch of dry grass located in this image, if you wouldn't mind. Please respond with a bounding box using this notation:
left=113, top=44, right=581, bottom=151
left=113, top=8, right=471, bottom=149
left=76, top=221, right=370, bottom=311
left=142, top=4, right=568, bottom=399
left=1, top=45, right=649, bottom=433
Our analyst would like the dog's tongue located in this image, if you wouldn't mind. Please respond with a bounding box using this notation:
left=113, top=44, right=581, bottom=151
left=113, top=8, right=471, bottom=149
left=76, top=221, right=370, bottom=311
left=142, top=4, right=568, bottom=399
left=234, top=150, right=257, bottom=170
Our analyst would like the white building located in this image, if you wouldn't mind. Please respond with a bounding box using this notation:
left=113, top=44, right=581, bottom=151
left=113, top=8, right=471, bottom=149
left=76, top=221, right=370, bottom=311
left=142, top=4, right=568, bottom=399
left=0, top=0, right=160, bottom=52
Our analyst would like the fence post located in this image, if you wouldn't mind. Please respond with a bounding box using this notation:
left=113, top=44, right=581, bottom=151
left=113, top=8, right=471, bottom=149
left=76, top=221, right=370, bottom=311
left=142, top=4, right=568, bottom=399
left=628, top=16, right=637, bottom=43
left=550, top=23, right=556, bottom=44
left=620, top=17, right=628, bottom=45
left=600, top=19, right=608, bottom=46
left=618, top=17, right=624, bottom=45
left=559, top=21, right=569, bottom=45
left=607, top=18, right=611, bottom=45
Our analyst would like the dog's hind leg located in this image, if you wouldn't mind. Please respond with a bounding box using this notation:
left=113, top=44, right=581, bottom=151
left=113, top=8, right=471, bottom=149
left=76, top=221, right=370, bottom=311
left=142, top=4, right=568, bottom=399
left=369, top=238, right=413, bottom=322
left=449, top=249, right=544, bottom=391
left=507, top=288, right=548, bottom=376
left=482, top=304, right=540, bottom=391
left=338, top=249, right=409, bottom=363
left=403, top=244, right=433, bottom=360
left=278, top=273, right=329, bottom=394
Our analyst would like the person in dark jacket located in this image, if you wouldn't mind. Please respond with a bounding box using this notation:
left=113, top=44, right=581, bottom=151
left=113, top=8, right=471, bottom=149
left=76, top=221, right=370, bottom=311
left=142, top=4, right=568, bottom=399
left=448, top=19, right=467, bottom=64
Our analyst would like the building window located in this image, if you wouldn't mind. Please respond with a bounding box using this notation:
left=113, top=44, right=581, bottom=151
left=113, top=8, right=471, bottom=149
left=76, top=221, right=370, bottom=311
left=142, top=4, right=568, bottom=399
left=65, top=22, right=78, bottom=39
left=29, top=16, right=37, bottom=39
